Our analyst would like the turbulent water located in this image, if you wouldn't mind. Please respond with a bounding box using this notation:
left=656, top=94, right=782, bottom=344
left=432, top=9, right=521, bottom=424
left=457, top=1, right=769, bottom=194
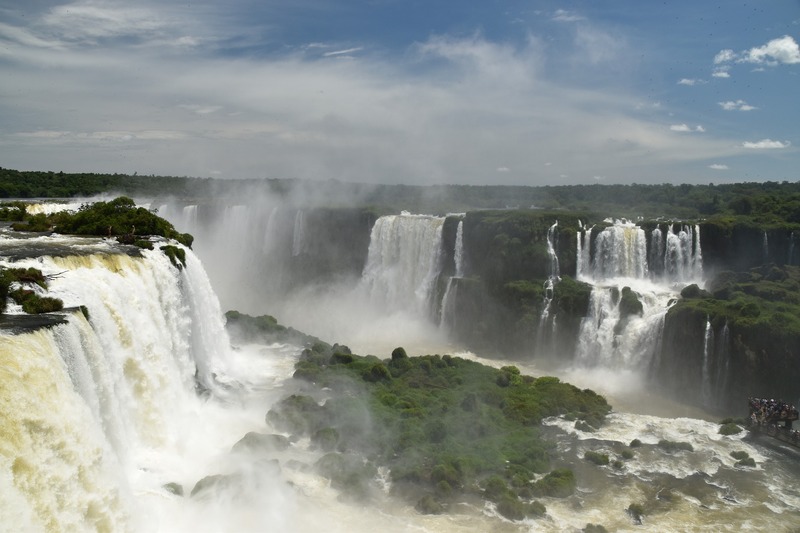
left=4, top=207, right=800, bottom=532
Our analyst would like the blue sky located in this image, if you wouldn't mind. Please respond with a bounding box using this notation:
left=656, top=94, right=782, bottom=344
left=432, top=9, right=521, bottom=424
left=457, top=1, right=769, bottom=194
left=0, top=0, right=797, bottom=186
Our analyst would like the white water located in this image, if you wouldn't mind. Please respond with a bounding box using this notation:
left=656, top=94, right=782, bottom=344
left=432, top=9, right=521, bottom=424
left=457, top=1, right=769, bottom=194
left=453, top=220, right=465, bottom=279
left=3, top=221, right=800, bottom=532
left=702, top=318, right=714, bottom=404
left=537, top=222, right=560, bottom=353
left=361, top=212, right=445, bottom=318
left=573, top=221, right=703, bottom=375
left=440, top=219, right=464, bottom=331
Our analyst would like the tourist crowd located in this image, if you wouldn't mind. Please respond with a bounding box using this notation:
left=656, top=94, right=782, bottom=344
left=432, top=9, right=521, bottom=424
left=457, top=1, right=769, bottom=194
left=748, top=397, right=799, bottom=425
left=748, top=397, right=800, bottom=444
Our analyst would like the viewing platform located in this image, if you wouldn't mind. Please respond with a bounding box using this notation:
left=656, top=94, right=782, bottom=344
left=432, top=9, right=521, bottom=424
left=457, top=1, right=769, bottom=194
left=748, top=397, right=800, bottom=448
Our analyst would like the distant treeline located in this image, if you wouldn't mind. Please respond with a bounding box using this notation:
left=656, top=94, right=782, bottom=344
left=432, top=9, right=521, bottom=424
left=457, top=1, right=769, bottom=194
left=1, top=167, right=799, bottom=223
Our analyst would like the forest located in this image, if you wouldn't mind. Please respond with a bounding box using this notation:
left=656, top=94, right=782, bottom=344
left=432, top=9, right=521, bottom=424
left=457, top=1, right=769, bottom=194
left=2, top=167, right=799, bottom=223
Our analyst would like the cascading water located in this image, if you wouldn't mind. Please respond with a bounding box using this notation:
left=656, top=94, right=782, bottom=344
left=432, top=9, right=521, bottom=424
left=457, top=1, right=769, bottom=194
left=0, top=238, right=239, bottom=532
left=574, top=220, right=703, bottom=374
left=586, top=220, right=648, bottom=280
left=763, top=230, right=769, bottom=263
left=440, top=219, right=464, bottom=330
left=701, top=318, right=714, bottom=405
left=649, top=226, right=664, bottom=279
left=291, top=209, right=306, bottom=257
left=361, top=212, right=445, bottom=318
left=576, top=223, right=594, bottom=279
left=714, top=321, right=732, bottom=408
left=453, top=220, right=465, bottom=279
left=537, top=221, right=560, bottom=354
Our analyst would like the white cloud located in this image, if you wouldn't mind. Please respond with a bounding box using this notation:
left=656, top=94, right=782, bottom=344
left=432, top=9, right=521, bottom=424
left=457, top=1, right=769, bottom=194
left=708, top=163, right=729, bottom=170
left=677, top=78, right=702, bottom=86
left=714, top=49, right=736, bottom=64
left=552, top=9, right=584, bottom=22
left=496, top=166, right=510, bottom=172
left=574, top=25, right=623, bottom=64
left=670, top=124, right=704, bottom=133
left=718, top=100, right=757, bottom=111
left=742, top=139, right=791, bottom=149
left=712, top=68, right=730, bottom=78
left=743, top=35, right=800, bottom=65
left=323, top=47, right=364, bottom=57
left=0, top=8, right=751, bottom=185
left=179, top=104, right=223, bottom=115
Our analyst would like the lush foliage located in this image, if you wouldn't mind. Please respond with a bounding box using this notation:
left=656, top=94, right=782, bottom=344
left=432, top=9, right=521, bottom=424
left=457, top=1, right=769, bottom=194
left=1, top=196, right=193, bottom=248
left=0, top=267, right=63, bottom=315
left=264, top=339, right=610, bottom=520
left=670, top=265, right=800, bottom=369
left=2, top=167, right=799, bottom=221
left=224, top=310, right=324, bottom=348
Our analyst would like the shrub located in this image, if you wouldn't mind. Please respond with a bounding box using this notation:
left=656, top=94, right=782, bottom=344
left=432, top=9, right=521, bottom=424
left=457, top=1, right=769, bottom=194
left=160, top=245, right=186, bottom=269
left=718, top=422, right=742, bottom=436
left=530, top=468, right=576, bottom=498
left=584, top=451, right=610, bottom=466
left=657, top=439, right=693, bottom=453
left=627, top=502, right=645, bottom=524
left=415, top=495, right=444, bottom=514
left=391, top=346, right=408, bottom=360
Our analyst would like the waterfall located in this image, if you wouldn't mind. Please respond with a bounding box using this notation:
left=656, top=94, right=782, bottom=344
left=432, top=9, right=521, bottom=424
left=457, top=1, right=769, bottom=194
left=545, top=221, right=560, bottom=280
left=790, top=232, right=797, bottom=265
left=763, top=231, right=769, bottom=263
left=0, top=243, right=233, bottom=532
left=701, top=318, right=714, bottom=405
left=440, top=219, right=465, bottom=329
left=649, top=226, right=664, bottom=279
left=291, top=209, right=306, bottom=257
left=454, top=220, right=465, bottom=278
left=693, top=224, right=704, bottom=279
left=588, top=221, right=648, bottom=280
left=715, top=321, right=731, bottom=406
left=664, top=224, right=703, bottom=282
left=181, top=205, right=198, bottom=231
left=537, top=222, right=560, bottom=354
left=576, top=224, right=594, bottom=280
left=575, top=284, right=673, bottom=371
left=361, top=213, right=445, bottom=317
left=0, top=326, right=130, bottom=532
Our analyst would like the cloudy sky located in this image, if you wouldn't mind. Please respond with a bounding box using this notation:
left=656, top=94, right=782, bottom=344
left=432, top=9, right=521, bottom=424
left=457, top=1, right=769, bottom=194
left=0, top=1, right=797, bottom=185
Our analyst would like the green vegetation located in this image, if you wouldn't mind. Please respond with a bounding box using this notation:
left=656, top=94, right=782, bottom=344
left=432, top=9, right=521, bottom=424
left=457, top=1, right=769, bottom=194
left=584, top=451, right=610, bottom=466
left=263, top=338, right=610, bottom=520
left=730, top=451, right=756, bottom=467
left=627, top=502, right=646, bottom=524
left=0, top=267, right=63, bottom=315
left=224, top=310, right=323, bottom=348
left=668, top=264, right=800, bottom=402
left=160, top=245, right=186, bottom=269
left=683, top=265, right=800, bottom=336
left=2, top=167, right=799, bottom=221
left=656, top=440, right=694, bottom=453
left=0, top=196, right=193, bottom=248
left=718, top=422, right=742, bottom=436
